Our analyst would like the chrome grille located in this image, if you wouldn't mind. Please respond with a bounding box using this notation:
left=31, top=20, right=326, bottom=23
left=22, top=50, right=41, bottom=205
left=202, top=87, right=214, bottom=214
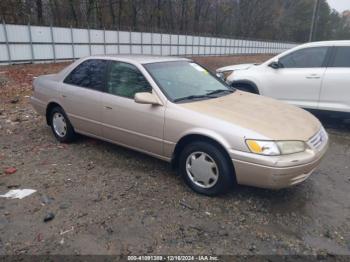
left=308, top=128, right=327, bottom=150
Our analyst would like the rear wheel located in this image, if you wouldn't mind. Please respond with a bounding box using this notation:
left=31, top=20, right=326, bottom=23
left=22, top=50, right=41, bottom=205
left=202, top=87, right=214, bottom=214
left=179, top=141, right=235, bottom=196
left=49, top=106, right=76, bottom=143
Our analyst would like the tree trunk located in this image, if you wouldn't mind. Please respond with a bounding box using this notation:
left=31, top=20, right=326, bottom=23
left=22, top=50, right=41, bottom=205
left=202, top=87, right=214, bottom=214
left=96, top=1, right=103, bottom=28
left=109, top=0, right=116, bottom=26
left=118, top=0, right=123, bottom=29
left=36, top=0, right=43, bottom=24
left=131, top=0, right=137, bottom=30
left=193, top=0, right=201, bottom=32
left=69, top=0, right=78, bottom=27
left=157, top=0, right=161, bottom=30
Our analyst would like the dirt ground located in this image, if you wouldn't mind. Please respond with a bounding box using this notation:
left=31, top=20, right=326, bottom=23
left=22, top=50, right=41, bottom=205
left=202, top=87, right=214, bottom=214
left=0, top=55, right=350, bottom=257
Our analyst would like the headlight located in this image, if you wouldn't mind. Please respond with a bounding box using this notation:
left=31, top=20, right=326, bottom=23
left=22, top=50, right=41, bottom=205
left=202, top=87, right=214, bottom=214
left=216, top=70, right=233, bottom=80
left=216, top=72, right=224, bottom=79
left=246, top=140, right=280, bottom=155
left=246, top=140, right=306, bottom=156
left=222, top=70, right=233, bottom=80
left=277, top=141, right=306, bottom=154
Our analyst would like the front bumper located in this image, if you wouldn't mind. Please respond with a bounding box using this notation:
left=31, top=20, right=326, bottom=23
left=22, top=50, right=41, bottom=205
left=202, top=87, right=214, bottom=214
left=229, top=138, right=329, bottom=189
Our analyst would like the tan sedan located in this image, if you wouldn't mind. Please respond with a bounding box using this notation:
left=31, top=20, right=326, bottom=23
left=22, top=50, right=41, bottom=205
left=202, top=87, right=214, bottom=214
left=31, top=56, right=329, bottom=195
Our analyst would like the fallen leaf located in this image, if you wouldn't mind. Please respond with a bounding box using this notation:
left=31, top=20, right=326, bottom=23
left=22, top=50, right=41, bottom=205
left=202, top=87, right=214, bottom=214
left=4, top=167, right=17, bottom=175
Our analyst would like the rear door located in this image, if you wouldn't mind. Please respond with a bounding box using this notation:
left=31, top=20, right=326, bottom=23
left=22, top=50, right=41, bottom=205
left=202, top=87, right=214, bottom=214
left=319, top=46, right=350, bottom=113
left=100, top=61, right=165, bottom=157
left=262, top=47, right=329, bottom=109
left=61, top=59, right=108, bottom=136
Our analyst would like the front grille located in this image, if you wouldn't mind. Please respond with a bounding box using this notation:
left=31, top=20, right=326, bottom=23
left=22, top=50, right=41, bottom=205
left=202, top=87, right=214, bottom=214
left=308, top=128, right=328, bottom=151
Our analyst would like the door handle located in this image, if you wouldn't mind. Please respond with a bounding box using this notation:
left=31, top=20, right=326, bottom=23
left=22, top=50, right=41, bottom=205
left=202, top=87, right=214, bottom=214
left=104, top=106, right=113, bottom=110
left=306, top=74, right=320, bottom=79
left=62, top=94, right=67, bottom=98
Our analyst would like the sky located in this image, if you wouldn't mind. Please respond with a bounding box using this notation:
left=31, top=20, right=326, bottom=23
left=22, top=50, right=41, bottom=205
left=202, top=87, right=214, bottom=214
left=327, top=0, right=350, bottom=13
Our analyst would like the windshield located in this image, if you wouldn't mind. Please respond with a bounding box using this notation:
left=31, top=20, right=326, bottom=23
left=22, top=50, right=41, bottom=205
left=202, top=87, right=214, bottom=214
left=144, top=61, right=233, bottom=102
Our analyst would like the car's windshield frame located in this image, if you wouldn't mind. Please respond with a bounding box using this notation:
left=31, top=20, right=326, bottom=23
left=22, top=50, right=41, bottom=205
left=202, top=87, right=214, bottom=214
left=143, top=61, right=235, bottom=103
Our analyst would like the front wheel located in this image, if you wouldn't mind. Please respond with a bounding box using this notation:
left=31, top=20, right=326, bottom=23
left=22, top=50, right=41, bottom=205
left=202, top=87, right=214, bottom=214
left=231, top=83, right=258, bottom=94
left=49, top=106, right=76, bottom=143
left=179, top=141, right=235, bottom=196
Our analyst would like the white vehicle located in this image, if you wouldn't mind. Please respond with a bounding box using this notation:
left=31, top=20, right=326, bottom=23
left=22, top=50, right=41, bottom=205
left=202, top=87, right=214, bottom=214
left=216, top=41, right=350, bottom=114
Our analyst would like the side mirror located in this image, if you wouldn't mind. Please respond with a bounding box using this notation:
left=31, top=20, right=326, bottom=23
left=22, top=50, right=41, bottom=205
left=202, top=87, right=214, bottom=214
left=269, top=61, right=281, bottom=69
left=134, top=92, right=162, bottom=105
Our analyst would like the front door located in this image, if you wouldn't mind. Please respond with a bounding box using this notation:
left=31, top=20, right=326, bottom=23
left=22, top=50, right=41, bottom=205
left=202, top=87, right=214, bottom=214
left=101, top=61, right=165, bottom=157
left=263, top=46, right=329, bottom=109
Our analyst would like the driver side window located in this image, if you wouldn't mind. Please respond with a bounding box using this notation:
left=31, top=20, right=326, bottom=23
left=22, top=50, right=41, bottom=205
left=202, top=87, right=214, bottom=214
left=279, top=47, right=328, bottom=68
left=107, top=61, right=152, bottom=98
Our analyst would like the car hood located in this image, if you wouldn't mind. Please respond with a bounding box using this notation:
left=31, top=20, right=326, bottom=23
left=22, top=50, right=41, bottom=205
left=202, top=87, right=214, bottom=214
left=180, top=91, right=321, bottom=141
left=216, top=63, right=257, bottom=72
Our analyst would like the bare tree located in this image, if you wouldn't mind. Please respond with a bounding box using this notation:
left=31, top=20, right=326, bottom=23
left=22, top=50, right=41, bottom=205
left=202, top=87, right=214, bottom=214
left=0, top=0, right=348, bottom=42
left=36, top=0, right=43, bottom=24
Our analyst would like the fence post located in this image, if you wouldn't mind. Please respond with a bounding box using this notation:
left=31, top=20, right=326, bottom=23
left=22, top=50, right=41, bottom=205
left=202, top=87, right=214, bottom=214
left=270, top=41, right=272, bottom=54
left=232, top=39, right=235, bottom=55
left=151, top=29, right=153, bottom=55
left=203, top=35, right=205, bottom=56
left=2, top=20, right=11, bottom=64
left=242, top=39, right=245, bottom=55
left=88, top=27, right=92, bottom=55
left=221, top=37, right=224, bottom=56
left=141, top=31, right=143, bottom=55
left=160, top=31, right=163, bottom=56
left=117, top=29, right=120, bottom=54
left=199, top=35, right=201, bottom=56
left=28, top=23, right=34, bottom=63
left=222, top=37, right=224, bottom=56
left=185, top=32, right=187, bottom=57
left=248, top=39, right=252, bottom=55
left=227, top=38, right=230, bottom=55
left=129, top=27, right=132, bottom=54
left=70, top=26, right=75, bottom=60
left=191, top=33, right=194, bottom=56
left=177, top=32, right=180, bottom=56
left=50, top=24, right=56, bottom=63
left=270, top=41, right=273, bottom=54
left=169, top=32, right=172, bottom=56
left=209, top=36, right=212, bottom=56
left=103, top=27, right=106, bottom=55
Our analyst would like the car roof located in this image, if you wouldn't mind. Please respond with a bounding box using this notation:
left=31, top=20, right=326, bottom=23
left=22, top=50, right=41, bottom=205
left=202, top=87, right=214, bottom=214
left=299, top=40, right=350, bottom=48
left=84, top=55, right=191, bottom=65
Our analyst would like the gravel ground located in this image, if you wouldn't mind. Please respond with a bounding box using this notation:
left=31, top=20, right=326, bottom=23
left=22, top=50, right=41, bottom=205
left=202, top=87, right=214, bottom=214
left=0, top=55, right=350, bottom=257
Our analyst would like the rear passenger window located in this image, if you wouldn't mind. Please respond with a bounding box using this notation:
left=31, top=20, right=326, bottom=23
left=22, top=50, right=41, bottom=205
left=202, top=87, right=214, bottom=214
left=279, top=47, right=328, bottom=68
left=329, top=47, right=350, bottom=67
left=64, top=59, right=108, bottom=91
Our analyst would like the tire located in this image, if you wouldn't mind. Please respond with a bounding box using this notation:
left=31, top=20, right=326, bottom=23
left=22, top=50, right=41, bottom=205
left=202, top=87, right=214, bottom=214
left=49, top=106, right=76, bottom=143
left=179, top=141, right=235, bottom=196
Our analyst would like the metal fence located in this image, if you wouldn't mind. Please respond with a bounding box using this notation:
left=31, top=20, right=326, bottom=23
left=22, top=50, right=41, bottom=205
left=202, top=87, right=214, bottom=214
left=0, top=22, right=298, bottom=65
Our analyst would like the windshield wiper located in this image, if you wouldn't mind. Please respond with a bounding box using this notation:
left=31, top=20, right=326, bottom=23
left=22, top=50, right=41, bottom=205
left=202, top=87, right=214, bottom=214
left=173, top=89, right=234, bottom=103
left=173, top=94, right=211, bottom=103
left=205, top=89, right=234, bottom=96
